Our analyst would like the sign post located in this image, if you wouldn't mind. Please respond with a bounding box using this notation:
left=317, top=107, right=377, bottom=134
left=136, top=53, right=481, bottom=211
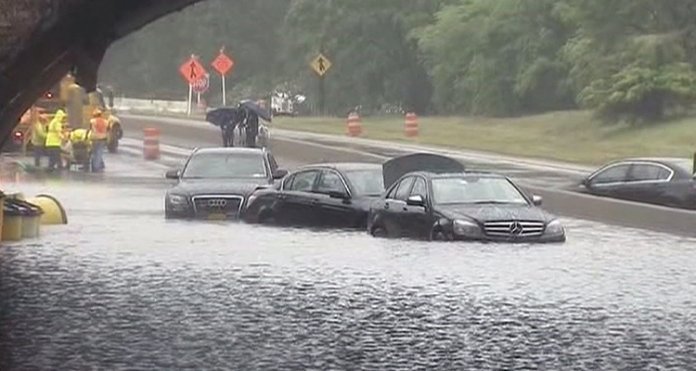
left=179, top=54, right=207, bottom=116
left=211, top=47, right=235, bottom=106
left=310, top=52, right=332, bottom=115
left=192, top=73, right=210, bottom=109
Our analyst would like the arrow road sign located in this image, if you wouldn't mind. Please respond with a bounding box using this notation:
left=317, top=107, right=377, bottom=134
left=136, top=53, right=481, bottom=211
left=310, top=53, right=332, bottom=77
left=179, top=56, right=207, bottom=85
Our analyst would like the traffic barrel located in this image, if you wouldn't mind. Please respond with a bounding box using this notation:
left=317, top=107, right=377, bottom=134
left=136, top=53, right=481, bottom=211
left=143, top=127, right=160, bottom=160
left=404, top=112, right=418, bottom=137
left=347, top=112, right=362, bottom=137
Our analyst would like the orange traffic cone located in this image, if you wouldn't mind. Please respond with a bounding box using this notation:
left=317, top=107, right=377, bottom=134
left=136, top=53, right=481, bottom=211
left=347, top=112, right=362, bottom=137
left=404, top=112, right=418, bottom=137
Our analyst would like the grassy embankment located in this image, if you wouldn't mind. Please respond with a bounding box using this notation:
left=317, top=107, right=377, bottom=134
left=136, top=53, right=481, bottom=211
left=272, top=111, right=696, bottom=165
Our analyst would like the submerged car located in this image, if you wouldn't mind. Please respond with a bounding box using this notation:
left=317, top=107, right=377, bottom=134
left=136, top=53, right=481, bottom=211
left=367, top=154, right=565, bottom=243
left=242, top=162, right=385, bottom=228
left=579, top=158, right=696, bottom=210
left=164, top=147, right=287, bottom=219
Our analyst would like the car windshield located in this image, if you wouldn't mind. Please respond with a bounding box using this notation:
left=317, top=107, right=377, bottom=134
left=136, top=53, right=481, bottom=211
left=431, top=176, right=529, bottom=205
left=182, top=152, right=267, bottom=179
left=343, top=169, right=385, bottom=196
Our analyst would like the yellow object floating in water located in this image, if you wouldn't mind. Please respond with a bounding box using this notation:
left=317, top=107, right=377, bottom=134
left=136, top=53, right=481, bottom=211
left=27, top=194, right=67, bottom=225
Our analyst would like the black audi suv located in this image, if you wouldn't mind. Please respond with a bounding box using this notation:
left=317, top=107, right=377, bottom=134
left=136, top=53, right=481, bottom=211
left=164, top=147, right=287, bottom=219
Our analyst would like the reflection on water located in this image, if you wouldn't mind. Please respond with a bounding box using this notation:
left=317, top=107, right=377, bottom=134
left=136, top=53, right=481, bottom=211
left=1, top=182, right=695, bottom=369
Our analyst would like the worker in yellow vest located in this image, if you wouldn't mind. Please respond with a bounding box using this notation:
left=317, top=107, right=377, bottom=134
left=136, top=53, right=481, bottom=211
left=45, top=109, right=66, bottom=171
left=69, top=128, right=91, bottom=171
left=30, top=112, right=47, bottom=168
left=89, top=109, right=108, bottom=172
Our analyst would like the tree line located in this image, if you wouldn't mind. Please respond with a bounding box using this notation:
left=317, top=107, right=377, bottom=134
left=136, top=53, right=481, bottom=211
left=100, top=0, right=696, bottom=122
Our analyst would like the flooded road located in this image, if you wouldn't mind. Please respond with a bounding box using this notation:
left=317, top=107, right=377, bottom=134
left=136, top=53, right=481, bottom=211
left=1, top=154, right=695, bottom=369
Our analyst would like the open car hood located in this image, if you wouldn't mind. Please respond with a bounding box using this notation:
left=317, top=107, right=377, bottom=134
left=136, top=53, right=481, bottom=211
left=382, top=153, right=466, bottom=188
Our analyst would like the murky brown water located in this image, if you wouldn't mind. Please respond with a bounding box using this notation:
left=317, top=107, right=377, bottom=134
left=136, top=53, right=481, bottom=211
left=1, top=162, right=695, bottom=369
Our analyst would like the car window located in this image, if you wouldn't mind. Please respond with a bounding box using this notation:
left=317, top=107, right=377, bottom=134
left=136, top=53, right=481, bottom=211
left=431, top=176, right=528, bottom=205
left=411, top=177, right=427, bottom=198
left=394, top=177, right=415, bottom=201
left=286, top=170, right=319, bottom=192
left=591, top=164, right=630, bottom=185
left=316, top=171, right=347, bottom=194
left=628, top=164, right=671, bottom=182
left=182, top=152, right=267, bottom=179
left=343, top=169, right=384, bottom=196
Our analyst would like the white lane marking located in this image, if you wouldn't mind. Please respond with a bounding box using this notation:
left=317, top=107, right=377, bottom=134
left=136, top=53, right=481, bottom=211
left=118, top=146, right=185, bottom=169
left=120, top=137, right=193, bottom=157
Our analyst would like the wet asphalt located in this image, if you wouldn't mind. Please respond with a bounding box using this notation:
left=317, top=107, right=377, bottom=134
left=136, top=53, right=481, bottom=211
left=0, top=133, right=695, bottom=369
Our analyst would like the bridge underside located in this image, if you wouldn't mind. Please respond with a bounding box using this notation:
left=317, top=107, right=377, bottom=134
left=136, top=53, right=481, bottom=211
left=0, top=0, right=202, bottom=143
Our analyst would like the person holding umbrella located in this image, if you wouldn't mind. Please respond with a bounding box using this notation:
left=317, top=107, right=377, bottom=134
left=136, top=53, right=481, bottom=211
left=239, top=100, right=272, bottom=149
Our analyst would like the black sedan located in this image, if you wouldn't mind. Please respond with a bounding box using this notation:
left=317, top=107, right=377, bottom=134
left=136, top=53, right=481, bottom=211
left=367, top=172, right=566, bottom=243
left=164, top=147, right=287, bottom=219
left=242, top=163, right=385, bottom=228
left=580, top=158, right=696, bottom=210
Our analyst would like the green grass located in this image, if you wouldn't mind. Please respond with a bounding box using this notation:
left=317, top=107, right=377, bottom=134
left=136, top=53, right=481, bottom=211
left=272, top=111, right=696, bottom=165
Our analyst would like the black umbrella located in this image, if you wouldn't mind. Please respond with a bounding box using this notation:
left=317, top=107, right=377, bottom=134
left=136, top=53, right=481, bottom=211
left=205, top=107, right=239, bottom=127
left=240, top=100, right=272, bottom=122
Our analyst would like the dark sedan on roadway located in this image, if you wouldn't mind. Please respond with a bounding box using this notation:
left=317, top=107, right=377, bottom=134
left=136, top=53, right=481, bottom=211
left=367, top=171, right=566, bottom=243
left=164, top=147, right=287, bottom=219
left=242, top=163, right=385, bottom=228
left=579, top=158, right=696, bottom=210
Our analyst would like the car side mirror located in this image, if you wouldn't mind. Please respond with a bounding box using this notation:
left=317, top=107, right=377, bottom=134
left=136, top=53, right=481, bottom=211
left=328, top=190, right=350, bottom=200
left=272, top=169, right=288, bottom=180
left=581, top=178, right=591, bottom=187
left=406, top=195, right=426, bottom=207
left=165, top=169, right=180, bottom=180
left=532, top=195, right=543, bottom=206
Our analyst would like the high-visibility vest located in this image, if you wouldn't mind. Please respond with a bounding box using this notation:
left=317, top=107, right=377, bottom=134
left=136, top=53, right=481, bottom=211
left=70, top=128, right=89, bottom=143
left=90, top=117, right=108, bottom=140
left=45, top=110, right=66, bottom=147
left=31, top=120, right=47, bottom=146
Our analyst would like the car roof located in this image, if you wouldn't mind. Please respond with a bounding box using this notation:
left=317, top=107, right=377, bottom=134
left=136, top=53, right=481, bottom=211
left=407, top=171, right=506, bottom=179
left=298, top=162, right=382, bottom=172
left=192, top=147, right=266, bottom=155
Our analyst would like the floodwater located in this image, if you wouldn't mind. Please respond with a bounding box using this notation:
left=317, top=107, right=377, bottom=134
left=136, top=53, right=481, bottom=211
left=1, top=158, right=695, bottom=370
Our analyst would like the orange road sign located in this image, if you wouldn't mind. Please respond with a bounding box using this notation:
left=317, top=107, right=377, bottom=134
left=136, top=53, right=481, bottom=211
left=180, top=56, right=207, bottom=85
left=212, top=51, right=235, bottom=76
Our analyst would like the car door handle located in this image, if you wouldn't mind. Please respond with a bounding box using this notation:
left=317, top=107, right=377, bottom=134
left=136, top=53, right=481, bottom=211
left=278, top=194, right=287, bottom=200
left=311, top=199, right=320, bottom=205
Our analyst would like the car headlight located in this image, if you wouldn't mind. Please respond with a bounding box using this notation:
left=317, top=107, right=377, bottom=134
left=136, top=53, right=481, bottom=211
left=453, top=219, right=482, bottom=237
left=168, top=194, right=188, bottom=205
left=545, top=219, right=565, bottom=236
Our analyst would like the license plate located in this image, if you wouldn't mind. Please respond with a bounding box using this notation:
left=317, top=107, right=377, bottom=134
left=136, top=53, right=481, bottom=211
left=207, top=213, right=227, bottom=220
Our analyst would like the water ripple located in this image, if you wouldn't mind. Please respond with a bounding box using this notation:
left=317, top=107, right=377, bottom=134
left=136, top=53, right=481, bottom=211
left=0, top=183, right=695, bottom=370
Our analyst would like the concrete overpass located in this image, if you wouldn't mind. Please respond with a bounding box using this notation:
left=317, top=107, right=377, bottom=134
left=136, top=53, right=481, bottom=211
left=0, top=0, right=203, bottom=145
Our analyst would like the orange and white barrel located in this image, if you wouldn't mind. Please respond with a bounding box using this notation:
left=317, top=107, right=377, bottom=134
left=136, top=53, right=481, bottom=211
left=347, top=112, right=362, bottom=137
left=404, top=112, right=418, bottom=137
left=143, top=127, right=160, bottom=160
